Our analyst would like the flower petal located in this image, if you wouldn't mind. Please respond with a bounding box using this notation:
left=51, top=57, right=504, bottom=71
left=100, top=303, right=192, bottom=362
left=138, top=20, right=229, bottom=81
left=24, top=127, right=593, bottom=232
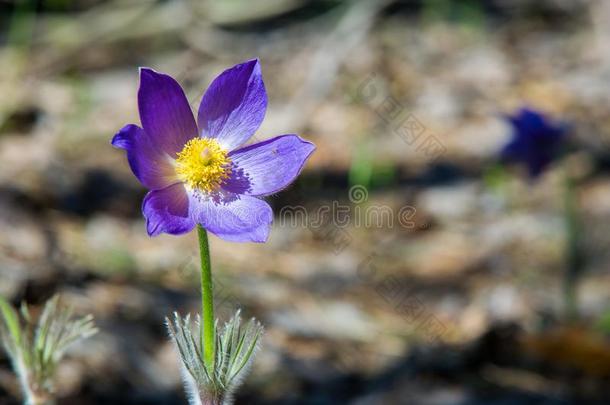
left=143, top=183, right=195, bottom=236
left=112, top=124, right=179, bottom=190
left=223, top=135, right=315, bottom=196
left=138, top=68, right=198, bottom=157
left=110, top=125, right=132, bottom=150
left=502, top=107, right=568, bottom=179
left=189, top=192, right=272, bottom=243
left=197, top=59, right=267, bottom=151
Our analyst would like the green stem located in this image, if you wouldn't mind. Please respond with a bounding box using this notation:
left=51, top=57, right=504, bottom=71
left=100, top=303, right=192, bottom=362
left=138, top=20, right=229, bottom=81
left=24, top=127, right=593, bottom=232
left=197, top=225, right=215, bottom=370
left=563, top=172, right=581, bottom=321
left=7, top=0, right=36, bottom=51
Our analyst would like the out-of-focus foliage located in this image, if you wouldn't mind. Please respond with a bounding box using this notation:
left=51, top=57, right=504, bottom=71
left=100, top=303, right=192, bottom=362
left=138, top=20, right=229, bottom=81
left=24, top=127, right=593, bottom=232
left=0, top=296, right=97, bottom=404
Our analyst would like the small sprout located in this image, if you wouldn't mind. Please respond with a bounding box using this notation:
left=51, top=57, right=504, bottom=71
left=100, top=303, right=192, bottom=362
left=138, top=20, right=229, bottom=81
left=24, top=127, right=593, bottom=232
left=0, top=295, right=97, bottom=405
left=167, top=310, right=263, bottom=405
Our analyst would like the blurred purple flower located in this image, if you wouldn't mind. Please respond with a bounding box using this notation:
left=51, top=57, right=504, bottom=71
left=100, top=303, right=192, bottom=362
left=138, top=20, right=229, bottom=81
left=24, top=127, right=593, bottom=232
left=112, top=59, right=315, bottom=242
left=501, top=107, right=568, bottom=178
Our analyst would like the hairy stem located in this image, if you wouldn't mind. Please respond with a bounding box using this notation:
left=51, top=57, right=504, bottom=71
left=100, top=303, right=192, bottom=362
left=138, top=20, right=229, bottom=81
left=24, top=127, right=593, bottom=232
left=26, top=392, right=55, bottom=405
left=200, top=394, right=224, bottom=405
left=13, top=354, right=51, bottom=405
left=197, top=225, right=215, bottom=370
left=24, top=381, right=54, bottom=405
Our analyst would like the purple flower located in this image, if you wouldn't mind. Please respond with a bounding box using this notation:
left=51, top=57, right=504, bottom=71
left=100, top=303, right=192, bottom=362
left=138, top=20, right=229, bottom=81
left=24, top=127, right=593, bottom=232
left=112, top=59, right=315, bottom=242
left=501, top=107, right=568, bottom=178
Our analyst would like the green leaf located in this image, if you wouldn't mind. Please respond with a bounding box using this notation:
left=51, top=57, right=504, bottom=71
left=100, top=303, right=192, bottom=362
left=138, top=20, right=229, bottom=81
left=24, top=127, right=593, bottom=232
left=0, top=296, right=22, bottom=348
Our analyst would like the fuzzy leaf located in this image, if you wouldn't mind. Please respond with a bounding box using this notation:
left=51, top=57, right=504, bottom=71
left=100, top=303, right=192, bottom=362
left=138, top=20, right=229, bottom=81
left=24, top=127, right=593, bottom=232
left=0, top=296, right=21, bottom=350
left=167, top=310, right=263, bottom=405
left=0, top=295, right=97, bottom=404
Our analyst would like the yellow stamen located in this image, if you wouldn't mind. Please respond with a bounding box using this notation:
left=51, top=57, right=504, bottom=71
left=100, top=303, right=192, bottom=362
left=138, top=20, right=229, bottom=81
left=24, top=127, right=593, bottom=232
left=175, top=138, right=231, bottom=193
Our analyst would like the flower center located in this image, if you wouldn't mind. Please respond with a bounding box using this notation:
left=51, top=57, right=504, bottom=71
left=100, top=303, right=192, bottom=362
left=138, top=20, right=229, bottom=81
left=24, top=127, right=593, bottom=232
left=175, top=138, right=231, bottom=193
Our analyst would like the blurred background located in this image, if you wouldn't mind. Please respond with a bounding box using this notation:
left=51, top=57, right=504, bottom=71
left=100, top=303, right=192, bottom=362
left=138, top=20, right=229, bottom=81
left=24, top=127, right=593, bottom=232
left=2, top=0, right=610, bottom=403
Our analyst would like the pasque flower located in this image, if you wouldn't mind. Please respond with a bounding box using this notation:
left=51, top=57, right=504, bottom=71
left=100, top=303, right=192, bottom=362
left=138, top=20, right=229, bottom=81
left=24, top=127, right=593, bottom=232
left=501, top=107, right=568, bottom=178
left=500, top=108, right=583, bottom=321
left=112, top=59, right=315, bottom=242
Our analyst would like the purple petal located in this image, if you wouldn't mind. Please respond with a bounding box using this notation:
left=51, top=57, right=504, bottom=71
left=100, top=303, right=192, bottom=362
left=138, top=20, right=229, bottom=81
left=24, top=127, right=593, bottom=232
left=189, top=192, right=272, bottom=243
left=138, top=68, right=198, bottom=157
left=111, top=125, right=132, bottom=149
left=143, top=183, right=195, bottom=236
left=197, top=59, right=267, bottom=151
left=112, top=124, right=179, bottom=190
left=224, top=135, right=315, bottom=196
